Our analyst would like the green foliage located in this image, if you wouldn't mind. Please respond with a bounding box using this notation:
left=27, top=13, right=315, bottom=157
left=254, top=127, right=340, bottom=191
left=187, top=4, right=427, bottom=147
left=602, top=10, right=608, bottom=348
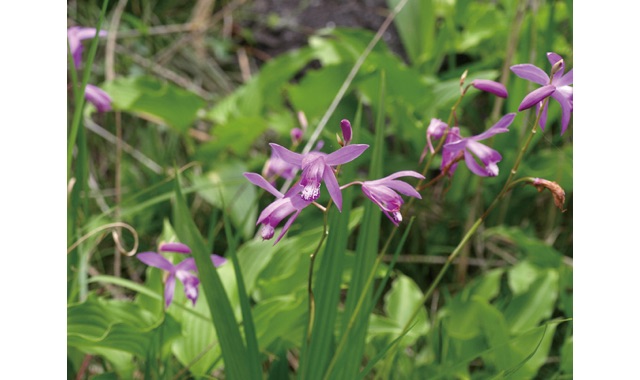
left=68, top=0, right=572, bottom=378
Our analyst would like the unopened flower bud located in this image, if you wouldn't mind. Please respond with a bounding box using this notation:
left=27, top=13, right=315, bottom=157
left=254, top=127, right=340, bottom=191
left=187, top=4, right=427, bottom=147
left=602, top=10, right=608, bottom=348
left=531, top=178, right=566, bottom=212
left=340, top=119, right=352, bottom=145
left=297, top=111, right=308, bottom=131
left=460, top=69, right=468, bottom=86
left=471, top=79, right=508, bottom=98
left=291, top=128, right=303, bottom=145
left=551, top=59, right=564, bottom=76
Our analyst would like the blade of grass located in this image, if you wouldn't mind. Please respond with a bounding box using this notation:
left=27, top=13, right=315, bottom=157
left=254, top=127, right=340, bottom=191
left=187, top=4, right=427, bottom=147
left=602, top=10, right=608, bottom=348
left=297, top=179, right=354, bottom=380
left=331, top=73, right=385, bottom=379
left=221, top=209, right=262, bottom=380
left=172, top=173, right=256, bottom=380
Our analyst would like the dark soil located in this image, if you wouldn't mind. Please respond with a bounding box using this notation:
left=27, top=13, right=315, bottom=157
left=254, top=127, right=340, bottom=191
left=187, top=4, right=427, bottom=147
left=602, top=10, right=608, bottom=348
left=243, top=0, right=407, bottom=61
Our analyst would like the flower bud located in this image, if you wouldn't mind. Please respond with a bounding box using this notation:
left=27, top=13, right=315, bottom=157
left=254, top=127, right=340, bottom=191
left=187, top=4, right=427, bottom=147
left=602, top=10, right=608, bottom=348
left=297, top=111, right=308, bottom=131
left=551, top=59, right=564, bottom=76
left=340, top=119, right=352, bottom=145
left=291, top=128, right=303, bottom=145
left=471, top=79, right=508, bottom=98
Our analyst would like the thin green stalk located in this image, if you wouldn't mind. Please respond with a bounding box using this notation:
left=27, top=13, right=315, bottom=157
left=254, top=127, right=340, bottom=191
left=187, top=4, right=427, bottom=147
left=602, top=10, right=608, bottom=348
left=323, top=218, right=414, bottom=380
left=306, top=205, right=330, bottom=342
left=382, top=98, right=550, bottom=369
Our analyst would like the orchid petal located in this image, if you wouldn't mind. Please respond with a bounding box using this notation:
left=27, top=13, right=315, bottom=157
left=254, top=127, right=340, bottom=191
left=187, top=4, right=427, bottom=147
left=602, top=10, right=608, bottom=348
left=84, top=84, right=112, bottom=112
left=323, top=168, right=343, bottom=211
left=551, top=91, right=573, bottom=135
left=175, top=257, right=197, bottom=272
left=275, top=210, right=302, bottom=244
left=164, top=274, right=176, bottom=308
left=556, top=68, right=573, bottom=87
left=159, top=242, right=192, bottom=254
left=137, top=252, right=174, bottom=271
left=546, top=52, right=563, bottom=66
left=383, top=180, right=422, bottom=198
left=244, top=172, right=284, bottom=198
left=324, top=144, right=368, bottom=165
left=518, top=85, right=556, bottom=111
left=538, top=102, right=549, bottom=131
left=471, top=79, right=508, bottom=98
left=473, top=113, right=515, bottom=141
left=510, top=64, right=549, bottom=85
left=369, top=170, right=425, bottom=183
left=269, top=143, right=303, bottom=166
left=211, top=254, right=227, bottom=267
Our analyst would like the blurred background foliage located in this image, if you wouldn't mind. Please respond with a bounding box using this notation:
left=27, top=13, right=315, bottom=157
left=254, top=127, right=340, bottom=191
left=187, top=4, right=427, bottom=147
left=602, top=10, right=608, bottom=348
left=67, top=0, right=572, bottom=378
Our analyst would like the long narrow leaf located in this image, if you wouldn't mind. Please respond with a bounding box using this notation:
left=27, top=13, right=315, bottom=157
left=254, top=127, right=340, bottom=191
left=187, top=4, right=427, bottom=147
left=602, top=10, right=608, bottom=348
left=298, top=179, right=354, bottom=380
left=222, top=210, right=262, bottom=379
left=172, top=174, right=255, bottom=380
left=332, top=74, right=385, bottom=379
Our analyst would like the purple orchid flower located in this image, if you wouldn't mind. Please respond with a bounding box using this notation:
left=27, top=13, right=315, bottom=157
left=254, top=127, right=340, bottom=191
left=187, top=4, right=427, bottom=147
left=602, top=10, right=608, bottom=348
left=85, top=84, right=112, bottom=113
left=361, top=171, right=424, bottom=225
left=244, top=172, right=313, bottom=244
left=137, top=243, right=226, bottom=308
left=269, top=143, right=368, bottom=211
left=471, top=79, right=508, bottom=98
left=67, top=26, right=107, bottom=68
left=510, top=52, right=573, bottom=134
left=442, top=113, right=516, bottom=177
left=420, top=118, right=449, bottom=163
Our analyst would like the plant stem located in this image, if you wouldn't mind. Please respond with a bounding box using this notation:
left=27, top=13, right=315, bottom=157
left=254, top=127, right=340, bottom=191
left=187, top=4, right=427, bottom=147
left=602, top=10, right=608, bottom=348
left=306, top=200, right=331, bottom=342
left=386, top=98, right=549, bottom=364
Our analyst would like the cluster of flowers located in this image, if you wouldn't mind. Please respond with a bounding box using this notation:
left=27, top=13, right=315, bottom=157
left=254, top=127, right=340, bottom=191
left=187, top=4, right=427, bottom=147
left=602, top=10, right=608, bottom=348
left=243, top=52, right=572, bottom=245
left=135, top=52, right=572, bottom=306
left=67, top=26, right=112, bottom=112
left=244, top=119, right=425, bottom=244
left=137, top=242, right=227, bottom=308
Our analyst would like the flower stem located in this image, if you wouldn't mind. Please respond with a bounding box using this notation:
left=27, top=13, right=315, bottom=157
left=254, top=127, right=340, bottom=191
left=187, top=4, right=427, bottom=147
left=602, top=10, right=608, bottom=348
left=306, top=199, right=332, bottom=343
left=385, top=99, right=549, bottom=364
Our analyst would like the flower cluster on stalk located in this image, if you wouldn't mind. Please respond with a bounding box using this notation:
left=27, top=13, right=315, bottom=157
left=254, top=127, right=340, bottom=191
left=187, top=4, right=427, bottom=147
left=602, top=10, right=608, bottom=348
left=245, top=119, right=424, bottom=244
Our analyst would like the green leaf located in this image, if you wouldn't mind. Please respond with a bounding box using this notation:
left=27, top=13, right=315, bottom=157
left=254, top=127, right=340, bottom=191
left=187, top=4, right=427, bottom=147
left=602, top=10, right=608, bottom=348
left=504, top=269, right=559, bottom=334
left=172, top=174, right=260, bottom=380
left=387, top=0, right=435, bottom=65
left=384, top=274, right=430, bottom=344
left=67, top=293, right=177, bottom=357
left=103, top=76, right=205, bottom=132
left=560, top=335, right=573, bottom=375
left=193, top=160, right=258, bottom=239
left=198, top=116, right=269, bottom=157
left=298, top=185, right=354, bottom=380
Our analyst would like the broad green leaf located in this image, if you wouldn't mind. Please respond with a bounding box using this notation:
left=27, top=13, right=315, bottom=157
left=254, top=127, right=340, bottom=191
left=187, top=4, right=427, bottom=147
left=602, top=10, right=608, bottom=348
left=387, top=0, right=435, bottom=65
left=103, top=76, right=205, bottom=132
left=504, top=269, right=559, bottom=334
left=384, top=274, right=430, bottom=344
left=67, top=293, right=178, bottom=357
left=193, top=160, right=258, bottom=239
left=198, top=116, right=269, bottom=157
left=485, top=226, right=564, bottom=268
left=170, top=286, right=220, bottom=376
left=253, top=293, right=307, bottom=349
left=508, top=261, right=541, bottom=296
